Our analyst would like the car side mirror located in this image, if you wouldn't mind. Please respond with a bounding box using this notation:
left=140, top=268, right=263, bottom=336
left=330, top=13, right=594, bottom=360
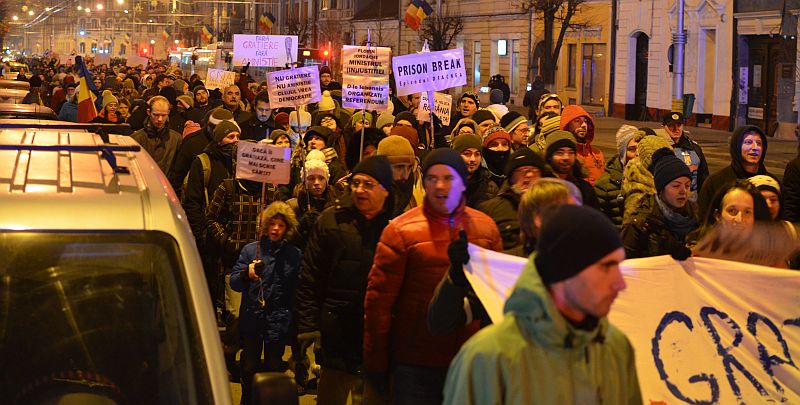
left=251, top=372, right=298, bottom=405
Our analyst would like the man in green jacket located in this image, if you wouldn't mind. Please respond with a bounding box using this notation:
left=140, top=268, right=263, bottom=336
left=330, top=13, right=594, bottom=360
left=443, top=205, right=642, bottom=405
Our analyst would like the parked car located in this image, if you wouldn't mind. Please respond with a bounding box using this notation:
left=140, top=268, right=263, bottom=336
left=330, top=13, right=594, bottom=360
left=0, top=88, right=29, bottom=104
left=0, top=104, right=58, bottom=120
left=0, top=79, right=30, bottom=90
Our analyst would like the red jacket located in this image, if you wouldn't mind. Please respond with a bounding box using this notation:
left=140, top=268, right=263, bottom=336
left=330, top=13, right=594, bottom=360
left=560, top=105, right=605, bottom=185
left=363, top=200, right=503, bottom=372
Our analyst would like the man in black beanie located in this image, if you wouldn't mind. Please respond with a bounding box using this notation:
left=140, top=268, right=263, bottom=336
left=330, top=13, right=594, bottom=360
left=364, top=148, right=502, bottom=404
left=443, top=204, right=641, bottom=404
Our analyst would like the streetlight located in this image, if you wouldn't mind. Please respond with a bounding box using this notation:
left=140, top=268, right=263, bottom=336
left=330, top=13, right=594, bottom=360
left=174, top=39, right=179, bottom=44
left=12, top=15, right=18, bottom=21
left=27, top=10, right=34, bottom=16
left=96, top=3, right=103, bottom=10
left=85, top=8, right=90, bottom=13
left=77, top=5, right=82, bottom=10
left=117, top=0, right=124, bottom=4
left=150, top=39, right=155, bottom=44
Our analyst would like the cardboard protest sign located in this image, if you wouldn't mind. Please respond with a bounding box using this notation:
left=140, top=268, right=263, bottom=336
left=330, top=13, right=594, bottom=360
left=462, top=246, right=800, bottom=404
left=267, top=66, right=321, bottom=108
left=236, top=141, right=291, bottom=184
left=417, top=92, right=452, bottom=126
left=205, top=68, right=236, bottom=90
left=392, top=48, right=466, bottom=96
left=233, top=35, right=298, bottom=67
left=341, top=45, right=392, bottom=111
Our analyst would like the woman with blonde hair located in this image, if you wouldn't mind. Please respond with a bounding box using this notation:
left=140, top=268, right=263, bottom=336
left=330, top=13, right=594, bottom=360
left=514, top=178, right=582, bottom=257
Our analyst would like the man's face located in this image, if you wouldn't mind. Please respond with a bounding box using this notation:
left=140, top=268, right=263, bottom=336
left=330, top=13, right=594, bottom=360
left=560, top=248, right=626, bottom=319
left=459, top=97, right=477, bottom=117
left=477, top=119, right=496, bottom=134
left=423, top=164, right=466, bottom=215
left=274, top=135, right=291, bottom=148
left=740, top=133, right=763, bottom=167
left=320, top=73, right=332, bottom=86
left=390, top=159, right=415, bottom=182
left=255, top=101, right=272, bottom=122
left=486, top=138, right=510, bottom=152
left=664, top=122, right=684, bottom=141
left=223, top=86, right=241, bottom=109
left=624, top=138, right=639, bottom=166
left=219, top=131, right=240, bottom=146
left=266, top=218, right=287, bottom=242
left=510, top=165, right=542, bottom=193
left=567, top=116, right=589, bottom=142
left=320, top=115, right=337, bottom=130
left=541, top=99, right=561, bottom=114
left=306, top=174, right=327, bottom=197
left=511, top=123, right=530, bottom=147
left=307, top=135, right=326, bottom=150
left=118, top=103, right=129, bottom=117
left=395, top=120, right=414, bottom=129
left=148, top=101, right=170, bottom=129
left=460, top=148, right=481, bottom=175
left=550, top=147, right=576, bottom=175
left=195, top=90, right=208, bottom=105
left=66, top=87, right=76, bottom=99
left=351, top=174, right=389, bottom=216
left=661, top=177, right=691, bottom=208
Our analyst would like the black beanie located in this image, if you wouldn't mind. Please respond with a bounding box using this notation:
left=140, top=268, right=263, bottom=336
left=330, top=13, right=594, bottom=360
left=352, top=155, right=394, bottom=193
left=303, top=125, right=333, bottom=146
left=394, top=111, right=419, bottom=129
left=534, top=205, right=623, bottom=284
left=653, top=153, right=691, bottom=192
left=648, top=147, right=675, bottom=173
left=506, top=147, right=549, bottom=178
left=471, top=109, right=496, bottom=125
left=422, top=148, right=469, bottom=185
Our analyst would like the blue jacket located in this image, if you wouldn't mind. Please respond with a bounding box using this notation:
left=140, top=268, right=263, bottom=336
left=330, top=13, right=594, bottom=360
left=58, top=101, right=78, bottom=122
left=231, top=237, right=302, bottom=342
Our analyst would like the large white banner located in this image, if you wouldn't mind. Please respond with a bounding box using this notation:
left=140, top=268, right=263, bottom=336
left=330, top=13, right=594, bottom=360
left=392, top=48, right=466, bottom=96
left=233, top=35, right=299, bottom=67
left=341, top=45, right=392, bottom=111
left=464, top=245, right=800, bottom=404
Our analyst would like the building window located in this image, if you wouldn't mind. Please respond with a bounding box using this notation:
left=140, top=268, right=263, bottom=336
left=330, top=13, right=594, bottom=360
left=581, top=43, right=607, bottom=105
left=567, top=44, right=577, bottom=88
left=473, top=41, right=481, bottom=88
left=510, top=39, right=519, bottom=94
left=321, top=0, right=337, bottom=10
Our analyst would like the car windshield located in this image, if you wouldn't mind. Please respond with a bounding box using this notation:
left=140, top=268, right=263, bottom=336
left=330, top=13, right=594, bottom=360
left=0, top=231, right=213, bottom=404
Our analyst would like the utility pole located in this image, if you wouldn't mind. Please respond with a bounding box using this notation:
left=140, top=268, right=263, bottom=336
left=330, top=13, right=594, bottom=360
left=672, top=0, right=685, bottom=114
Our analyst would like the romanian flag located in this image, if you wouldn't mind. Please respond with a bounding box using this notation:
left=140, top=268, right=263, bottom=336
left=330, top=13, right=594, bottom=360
left=123, top=33, right=131, bottom=45
left=404, top=0, right=433, bottom=31
left=259, top=12, right=276, bottom=33
left=200, top=25, right=213, bottom=43
left=161, top=28, right=171, bottom=41
left=75, top=56, right=98, bottom=123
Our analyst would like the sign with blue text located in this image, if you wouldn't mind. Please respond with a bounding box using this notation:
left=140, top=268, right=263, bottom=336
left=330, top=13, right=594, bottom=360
left=236, top=141, right=291, bottom=184
left=233, top=34, right=298, bottom=67
left=392, top=48, right=466, bottom=96
left=463, top=247, right=800, bottom=404
left=267, top=66, right=321, bottom=108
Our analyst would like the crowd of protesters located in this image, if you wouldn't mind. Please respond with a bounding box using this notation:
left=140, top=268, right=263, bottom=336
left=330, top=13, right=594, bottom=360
left=12, top=55, right=800, bottom=404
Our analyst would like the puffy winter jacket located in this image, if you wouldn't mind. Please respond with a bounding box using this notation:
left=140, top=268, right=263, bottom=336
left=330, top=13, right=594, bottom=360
left=465, top=166, right=499, bottom=208
left=443, top=256, right=642, bottom=405
left=783, top=157, right=800, bottom=223
left=594, top=155, right=625, bottom=227
left=477, top=183, right=522, bottom=250
left=621, top=195, right=699, bottom=259
left=560, top=105, right=605, bottom=185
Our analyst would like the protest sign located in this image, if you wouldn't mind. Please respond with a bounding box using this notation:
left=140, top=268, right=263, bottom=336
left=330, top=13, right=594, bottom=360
left=267, top=66, right=321, bottom=108
left=463, top=246, right=800, bottom=404
left=236, top=141, right=291, bottom=184
left=392, top=48, right=466, bottom=96
left=341, top=45, right=392, bottom=111
left=233, top=35, right=298, bottom=67
left=94, top=53, right=110, bottom=66
left=205, top=68, right=236, bottom=90
left=126, top=54, right=149, bottom=67
left=417, top=91, right=452, bottom=126
left=59, top=55, right=73, bottom=65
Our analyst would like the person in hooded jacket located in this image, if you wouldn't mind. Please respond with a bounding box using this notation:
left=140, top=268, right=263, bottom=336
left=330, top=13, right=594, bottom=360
left=560, top=105, right=605, bottom=185
left=290, top=126, right=348, bottom=190
left=442, top=205, right=641, bottom=405
left=662, top=112, right=709, bottom=200
left=545, top=131, right=599, bottom=208
left=478, top=147, right=553, bottom=251
left=452, top=133, right=498, bottom=208
left=481, top=125, right=513, bottom=189
left=346, top=127, right=385, bottom=171
left=448, top=118, right=480, bottom=144
left=314, top=110, right=348, bottom=165
left=594, top=124, right=639, bottom=227
left=621, top=131, right=674, bottom=222
left=698, top=125, right=772, bottom=218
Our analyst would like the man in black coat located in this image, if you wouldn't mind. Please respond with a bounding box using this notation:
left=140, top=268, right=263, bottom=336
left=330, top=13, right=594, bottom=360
left=168, top=108, right=235, bottom=195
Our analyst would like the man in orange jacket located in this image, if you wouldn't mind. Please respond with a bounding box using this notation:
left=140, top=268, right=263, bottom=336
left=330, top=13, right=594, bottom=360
left=560, top=105, right=605, bottom=185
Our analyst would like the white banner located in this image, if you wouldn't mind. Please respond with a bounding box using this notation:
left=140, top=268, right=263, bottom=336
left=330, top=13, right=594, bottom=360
left=235, top=141, right=291, bottom=184
left=205, top=68, right=236, bottom=91
left=341, top=45, right=392, bottom=111
left=342, top=78, right=390, bottom=111
left=126, top=54, right=149, bottom=67
left=267, top=66, right=321, bottom=108
left=464, top=245, right=800, bottom=405
left=341, top=45, right=392, bottom=77
left=233, top=34, right=299, bottom=67
left=392, top=48, right=466, bottom=96
left=417, top=92, right=452, bottom=126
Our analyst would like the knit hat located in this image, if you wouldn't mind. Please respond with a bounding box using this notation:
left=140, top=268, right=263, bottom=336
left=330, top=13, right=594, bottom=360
left=748, top=175, right=781, bottom=195
left=303, top=125, right=332, bottom=145
left=653, top=153, right=691, bottom=192
left=394, top=111, right=419, bottom=129
left=422, top=148, right=469, bottom=185
left=537, top=93, right=562, bottom=113
left=213, top=120, right=241, bottom=143
left=159, top=86, right=177, bottom=106
left=376, top=113, right=395, bottom=130
left=193, top=85, right=207, bottom=95
left=458, top=92, right=480, bottom=109
left=534, top=205, right=623, bottom=284
left=615, top=124, right=639, bottom=165
left=289, top=110, right=312, bottom=131
left=538, top=114, right=561, bottom=139
left=389, top=125, right=419, bottom=149
left=482, top=125, right=512, bottom=148
left=352, top=155, right=394, bottom=192
left=102, top=93, right=118, bottom=108
left=274, top=112, right=290, bottom=127
left=269, top=129, right=291, bottom=144
left=351, top=111, right=373, bottom=127
left=208, top=108, right=234, bottom=126
left=506, top=147, right=549, bottom=178
left=319, top=65, right=332, bottom=76
left=303, top=149, right=330, bottom=181
left=182, top=120, right=201, bottom=138
left=173, top=78, right=187, bottom=94
left=318, top=90, right=336, bottom=112
left=451, top=133, right=482, bottom=153
left=545, top=130, right=577, bottom=160
left=451, top=118, right=479, bottom=137
left=485, top=104, right=509, bottom=121
left=636, top=135, right=673, bottom=170
left=500, top=111, right=527, bottom=133
left=377, top=135, right=415, bottom=163
left=471, top=109, right=496, bottom=126
left=489, top=89, right=504, bottom=104
left=176, top=94, right=194, bottom=109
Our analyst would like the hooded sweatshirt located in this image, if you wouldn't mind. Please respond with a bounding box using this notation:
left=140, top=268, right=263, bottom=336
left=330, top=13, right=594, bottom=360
left=560, top=105, right=605, bottom=185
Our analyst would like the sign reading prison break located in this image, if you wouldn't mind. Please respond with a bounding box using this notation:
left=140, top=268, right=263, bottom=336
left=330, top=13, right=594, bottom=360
left=341, top=45, right=392, bottom=111
left=233, top=35, right=299, bottom=67
left=267, top=66, right=321, bottom=108
left=392, top=48, right=466, bottom=96
left=235, top=141, right=291, bottom=184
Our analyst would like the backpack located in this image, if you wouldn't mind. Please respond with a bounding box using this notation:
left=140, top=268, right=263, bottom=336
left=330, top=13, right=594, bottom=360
left=181, top=153, right=211, bottom=205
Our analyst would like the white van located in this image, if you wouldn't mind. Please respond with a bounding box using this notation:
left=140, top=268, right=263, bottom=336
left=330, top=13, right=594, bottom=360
left=0, top=124, right=232, bottom=404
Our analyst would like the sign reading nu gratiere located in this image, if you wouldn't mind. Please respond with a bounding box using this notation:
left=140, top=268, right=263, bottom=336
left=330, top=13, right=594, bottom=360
left=392, top=48, right=466, bottom=96
left=267, top=65, right=322, bottom=108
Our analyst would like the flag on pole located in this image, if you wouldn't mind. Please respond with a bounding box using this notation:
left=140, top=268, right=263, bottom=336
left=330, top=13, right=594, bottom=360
left=75, top=55, right=98, bottom=123
left=123, top=33, right=131, bottom=45
left=404, top=0, right=434, bottom=31
left=161, top=28, right=171, bottom=41
left=200, top=25, right=213, bottom=43
left=259, top=12, right=276, bottom=33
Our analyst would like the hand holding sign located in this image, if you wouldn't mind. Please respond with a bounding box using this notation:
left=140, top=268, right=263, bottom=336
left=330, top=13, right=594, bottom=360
left=236, top=141, right=291, bottom=184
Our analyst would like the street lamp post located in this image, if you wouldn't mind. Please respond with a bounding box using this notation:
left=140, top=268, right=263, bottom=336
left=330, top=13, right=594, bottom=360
left=672, top=0, right=686, bottom=114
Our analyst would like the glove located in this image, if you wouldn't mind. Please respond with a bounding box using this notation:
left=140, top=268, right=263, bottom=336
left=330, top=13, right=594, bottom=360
left=299, top=210, right=321, bottom=231
left=670, top=245, right=692, bottom=261
left=448, top=230, right=470, bottom=287
left=364, top=371, right=390, bottom=399
left=297, top=331, right=321, bottom=353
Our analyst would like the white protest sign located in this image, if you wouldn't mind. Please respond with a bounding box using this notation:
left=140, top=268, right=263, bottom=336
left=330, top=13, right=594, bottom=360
left=267, top=66, right=322, bottom=108
left=94, top=53, right=110, bottom=65
left=233, top=35, right=298, bottom=67
left=59, top=55, right=73, bottom=65
left=342, top=78, right=390, bottom=111
left=205, top=68, right=236, bottom=90
left=126, top=54, right=149, bottom=67
left=392, top=48, right=466, bottom=96
left=463, top=246, right=800, bottom=405
left=417, top=92, right=452, bottom=126
left=341, top=45, right=392, bottom=77
left=235, top=141, right=291, bottom=184
left=341, top=45, right=392, bottom=111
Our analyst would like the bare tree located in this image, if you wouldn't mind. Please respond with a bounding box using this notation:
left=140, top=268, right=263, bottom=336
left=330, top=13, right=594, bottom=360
left=515, top=0, right=588, bottom=86
left=362, top=21, right=391, bottom=48
left=420, top=13, right=463, bottom=51
left=284, top=18, right=312, bottom=48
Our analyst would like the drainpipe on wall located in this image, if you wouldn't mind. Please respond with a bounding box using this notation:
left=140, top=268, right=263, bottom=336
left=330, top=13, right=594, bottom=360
left=672, top=0, right=686, bottom=114
left=609, top=0, right=617, bottom=118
